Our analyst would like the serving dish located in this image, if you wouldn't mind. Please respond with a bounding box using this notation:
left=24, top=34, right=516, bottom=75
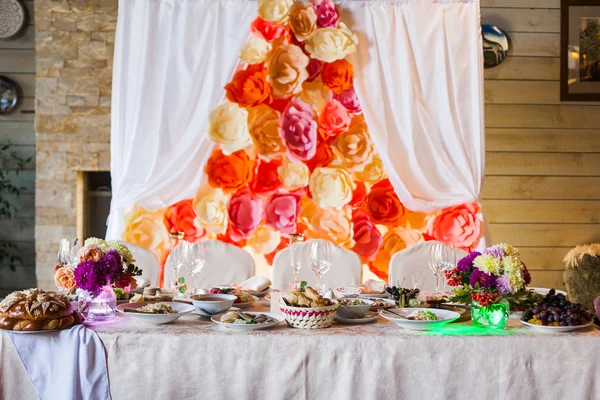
left=379, top=308, right=460, bottom=331
left=188, top=294, right=237, bottom=316
left=116, top=301, right=194, bottom=325
left=520, top=319, right=593, bottom=333
left=211, top=312, right=284, bottom=330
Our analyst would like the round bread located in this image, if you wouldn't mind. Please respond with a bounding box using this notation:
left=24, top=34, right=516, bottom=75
left=0, top=288, right=83, bottom=331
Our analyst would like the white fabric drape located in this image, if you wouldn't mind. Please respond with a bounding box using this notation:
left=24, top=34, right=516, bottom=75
left=344, top=0, right=484, bottom=212
left=106, top=0, right=256, bottom=239
left=107, top=0, right=484, bottom=237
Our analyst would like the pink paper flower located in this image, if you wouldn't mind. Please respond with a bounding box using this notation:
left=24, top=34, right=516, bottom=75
left=352, top=210, right=383, bottom=261
left=334, top=87, right=362, bottom=115
left=280, top=98, right=318, bottom=161
left=318, top=99, right=352, bottom=138
left=314, top=0, right=339, bottom=28
left=228, top=188, right=263, bottom=241
left=428, top=202, right=482, bottom=251
left=265, top=191, right=302, bottom=234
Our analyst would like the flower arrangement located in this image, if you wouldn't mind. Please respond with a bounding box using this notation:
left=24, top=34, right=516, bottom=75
left=121, top=0, right=485, bottom=282
left=54, top=238, right=142, bottom=295
left=444, top=243, right=537, bottom=310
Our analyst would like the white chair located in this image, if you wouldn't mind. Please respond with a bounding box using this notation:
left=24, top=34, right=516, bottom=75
left=117, top=241, right=160, bottom=287
left=163, top=239, right=255, bottom=289
left=272, top=239, right=362, bottom=290
left=388, top=241, right=468, bottom=291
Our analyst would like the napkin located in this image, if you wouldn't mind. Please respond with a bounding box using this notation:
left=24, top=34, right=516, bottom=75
left=238, top=276, right=271, bottom=292
left=9, top=324, right=111, bottom=400
left=359, top=279, right=386, bottom=294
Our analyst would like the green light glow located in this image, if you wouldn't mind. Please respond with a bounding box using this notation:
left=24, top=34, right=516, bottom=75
left=471, top=302, right=509, bottom=329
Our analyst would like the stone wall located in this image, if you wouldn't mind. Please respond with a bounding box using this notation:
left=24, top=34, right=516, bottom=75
left=35, top=0, right=117, bottom=288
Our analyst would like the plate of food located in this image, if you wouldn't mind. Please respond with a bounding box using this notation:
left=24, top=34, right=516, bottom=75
left=211, top=311, right=284, bottom=330
left=207, top=288, right=258, bottom=309
left=521, top=289, right=593, bottom=333
left=116, top=301, right=194, bottom=325
left=334, top=310, right=379, bottom=324
left=280, top=286, right=339, bottom=329
left=365, top=297, right=396, bottom=310
left=379, top=308, right=460, bottom=331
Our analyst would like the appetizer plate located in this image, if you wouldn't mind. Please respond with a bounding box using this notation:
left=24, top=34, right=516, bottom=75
left=379, top=308, right=460, bottom=331
left=530, top=287, right=567, bottom=296
left=192, top=306, right=240, bottom=318
left=358, top=293, right=388, bottom=298
left=334, top=313, right=378, bottom=324
left=366, top=298, right=396, bottom=310
left=246, top=288, right=271, bottom=298
left=116, top=301, right=194, bottom=325
left=211, top=312, right=284, bottom=330
left=520, top=319, right=593, bottom=333
left=234, top=295, right=259, bottom=309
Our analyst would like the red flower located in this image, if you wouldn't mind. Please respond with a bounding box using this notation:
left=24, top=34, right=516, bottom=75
left=164, top=199, right=205, bottom=241
left=251, top=17, right=288, bottom=42
left=249, top=159, right=282, bottom=197
left=367, top=179, right=405, bottom=225
left=349, top=181, right=367, bottom=208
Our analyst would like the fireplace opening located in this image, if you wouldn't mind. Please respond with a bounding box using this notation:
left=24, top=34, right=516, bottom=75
left=77, top=172, right=111, bottom=240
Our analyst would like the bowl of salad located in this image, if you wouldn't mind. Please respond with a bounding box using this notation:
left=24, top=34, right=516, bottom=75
left=379, top=308, right=460, bottom=331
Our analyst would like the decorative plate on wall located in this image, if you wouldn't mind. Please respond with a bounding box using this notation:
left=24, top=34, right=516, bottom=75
left=0, top=0, right=26, bottom=39
left=0, top=76, right=19, bottom=114
left=482, top=24, right=509, bottom=69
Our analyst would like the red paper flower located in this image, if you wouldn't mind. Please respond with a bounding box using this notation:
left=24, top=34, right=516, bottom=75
left=164, top=199, right=205, bottom=241
left=249, top=159, right=283, bottom=197
left=251, top=17, right=288, bottom=42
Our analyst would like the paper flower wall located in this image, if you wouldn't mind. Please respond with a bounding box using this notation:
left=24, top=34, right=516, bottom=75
left=123, top=0, right=483, bottom=281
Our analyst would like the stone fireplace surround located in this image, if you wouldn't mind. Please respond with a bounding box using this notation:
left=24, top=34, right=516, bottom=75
left=35, top=0, right=117, bottom=288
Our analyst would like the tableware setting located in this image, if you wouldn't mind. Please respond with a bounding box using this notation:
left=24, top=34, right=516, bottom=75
left=279, top=286, right=339, bottom=329
left=116, top=301, right=195, bottom=325
left=336, top=298, right=374, bottom=319
left=188, top=294, right=238, bottom=317
left=211, top=311, right=284, bottom=330
left=520, top=289, right=593, bottom=333
left=334, top=312, right=379, bottom=325
left=379, top=307, right=461, bottom=331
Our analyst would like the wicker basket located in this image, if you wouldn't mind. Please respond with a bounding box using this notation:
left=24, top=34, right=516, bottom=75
left=279, top=299, right=339, bottom=329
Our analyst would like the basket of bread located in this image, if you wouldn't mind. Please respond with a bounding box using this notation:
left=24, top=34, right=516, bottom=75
left=0, top=289, right=84, bottom=332
left=279, top=286, right=339, bottom=329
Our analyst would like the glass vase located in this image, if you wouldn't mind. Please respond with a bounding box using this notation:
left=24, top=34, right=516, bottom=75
left=79, top=286, right=117, bottom=321
left=471, top=301, right=509, bottom=329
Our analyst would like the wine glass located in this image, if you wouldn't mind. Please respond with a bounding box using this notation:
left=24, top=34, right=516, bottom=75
left=57, top=238, right=71, bottom=266
left=289, top=234, right=305, bottom=290
left=429, top=243, right=456, bottom=295
left=308, top=240, right=332, bottom=293
left=186, top=240, right=206, bottom=295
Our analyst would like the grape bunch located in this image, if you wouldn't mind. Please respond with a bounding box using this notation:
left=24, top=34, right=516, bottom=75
left=522, top=289, right=592, bottom=327
left=386, top=286, right=420, bottom=307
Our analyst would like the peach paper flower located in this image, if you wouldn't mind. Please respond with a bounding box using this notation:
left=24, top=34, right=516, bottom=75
left=280, top=98, right=318, bottom=161
left=240, top=38, right=272, bottom=64
left=123, top=205, right=170, bottom=275
left=248, top=105, right=286, bottom=159
left=369, top=227, right=424, bottom=281
left=193, top=185, right=230, bottom=234
left=332, top=116, right=374, bottom=171
left=265, top=191, right=302, bottom=234
left=228, top=188, right=263, bottom=241
left=55, top=266, right=77, bottom=293
left=204, top=149, right=254, bottom=192
left=258, top=0, right=294, bottom=23
left=278, top=160, right=310, bottom=189
left=308, top=206, right=353, bottom=247
left=319, top=99, right=352, bottom=138
left=355, top=155, right=386, bottom=183
left=289, top=1, right=317, bottom=42
left=248, top=224, right=282, bottom=255
left=298, top=80, right=332, bottom=115
left=268, top=44, right=310, bottom=98
left=322, top=59, right=353, bottom=94
left=309, top=167, right=355, bottom=209
left=305, top=23, right=358, bottom=62
left=164, top=199, right=205, bottom=241
left=208, top=102, right=252, bottom=155
left=428, top=202, right=482, bottom=250
left=225, top=65, right=273, bottom=108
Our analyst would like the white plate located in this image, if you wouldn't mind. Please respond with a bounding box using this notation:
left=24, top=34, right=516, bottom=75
left=334, top=314, right=379, bottom=324
left=192, top=306, right=240, bottom=318
left=233, top=295, right=259, bottom=309
left=379, top=308, right=460, bottom=331
left=358, top=293, right=388, bottom=298
left=246, top=288, right=271, bottom=297
left=530, top=287, right=568, bottom=296
left=211, top=312, right=284, bottom=330
left=8, top=325, right=77, bottom=334
left=116, top=301, right=195, bottom=325
left=365, top=298, right=396, bottom=310
left=520, top=319, right=593, bottom=333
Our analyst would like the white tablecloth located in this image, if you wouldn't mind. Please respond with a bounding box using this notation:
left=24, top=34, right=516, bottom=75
left=2, top=303, right=600, bottom=400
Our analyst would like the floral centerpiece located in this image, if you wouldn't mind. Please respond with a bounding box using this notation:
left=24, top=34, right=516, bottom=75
left=444, top=243, right=537, bottom=328
left=54, top=238, right=142, bottom=295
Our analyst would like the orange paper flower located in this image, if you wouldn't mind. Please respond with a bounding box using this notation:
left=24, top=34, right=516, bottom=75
left=204, top=149, right=254, bottom=192
left=428, top=202, right=482, bottom=251
left=164, top=199, right=205, bottom=241
left=305, top=135, right=334, bottom=172
left=367, top=179, right=405, bottom=225
left=225, top=64, right=273, bottom=108
left=318, top=99, right=352, bottom=138
left=249, top=158, right=283, bottom=197
left=321, top=59, right=353, bottom=94
left=369, top=227, right=424, bottom=280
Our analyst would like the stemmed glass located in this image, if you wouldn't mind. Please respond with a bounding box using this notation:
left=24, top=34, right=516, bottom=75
left=289, top=233, right=305, bottom=290
left=185, top=240, right=206, bottom=295
left=308, top=239, right=332, bottom=293
left=168, top=232, right=206, bottom=295
left=429, top=243, right=456, bottom=295
left=57, top=238, right=80, bottom=266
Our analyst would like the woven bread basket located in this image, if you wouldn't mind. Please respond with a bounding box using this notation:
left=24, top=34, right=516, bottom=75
left=279, top=299, right=339, bottom=329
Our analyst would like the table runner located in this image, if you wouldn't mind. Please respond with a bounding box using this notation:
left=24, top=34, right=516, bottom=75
left=5, top=325, right=111, bottom=400
left=3, top=305, right=599, bottom=400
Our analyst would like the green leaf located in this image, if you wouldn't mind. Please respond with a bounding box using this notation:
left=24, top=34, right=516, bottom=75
left=300, top=281, right=307, bottom=292
left=178, top=277, right=185, bottom=284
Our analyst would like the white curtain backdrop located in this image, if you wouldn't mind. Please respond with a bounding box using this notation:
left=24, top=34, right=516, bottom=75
left=107, top=0, right=484, bottom=238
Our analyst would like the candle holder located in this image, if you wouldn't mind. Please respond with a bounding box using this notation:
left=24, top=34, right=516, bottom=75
left=471, top=301, right=509, bottom=329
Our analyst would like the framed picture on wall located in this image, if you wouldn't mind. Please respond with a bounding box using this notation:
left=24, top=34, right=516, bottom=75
left=561, top=0, right=600, bottom=101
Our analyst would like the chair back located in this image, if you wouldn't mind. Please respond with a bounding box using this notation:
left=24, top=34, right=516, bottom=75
left=163, top=239, right=255, bottom=289
left=388, top=241, right=468, bottom=291
left=272, top=239, right=362, bottom=290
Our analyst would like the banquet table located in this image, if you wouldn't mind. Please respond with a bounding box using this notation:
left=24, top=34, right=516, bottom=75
left=2, top=302, right=600, bottom=400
